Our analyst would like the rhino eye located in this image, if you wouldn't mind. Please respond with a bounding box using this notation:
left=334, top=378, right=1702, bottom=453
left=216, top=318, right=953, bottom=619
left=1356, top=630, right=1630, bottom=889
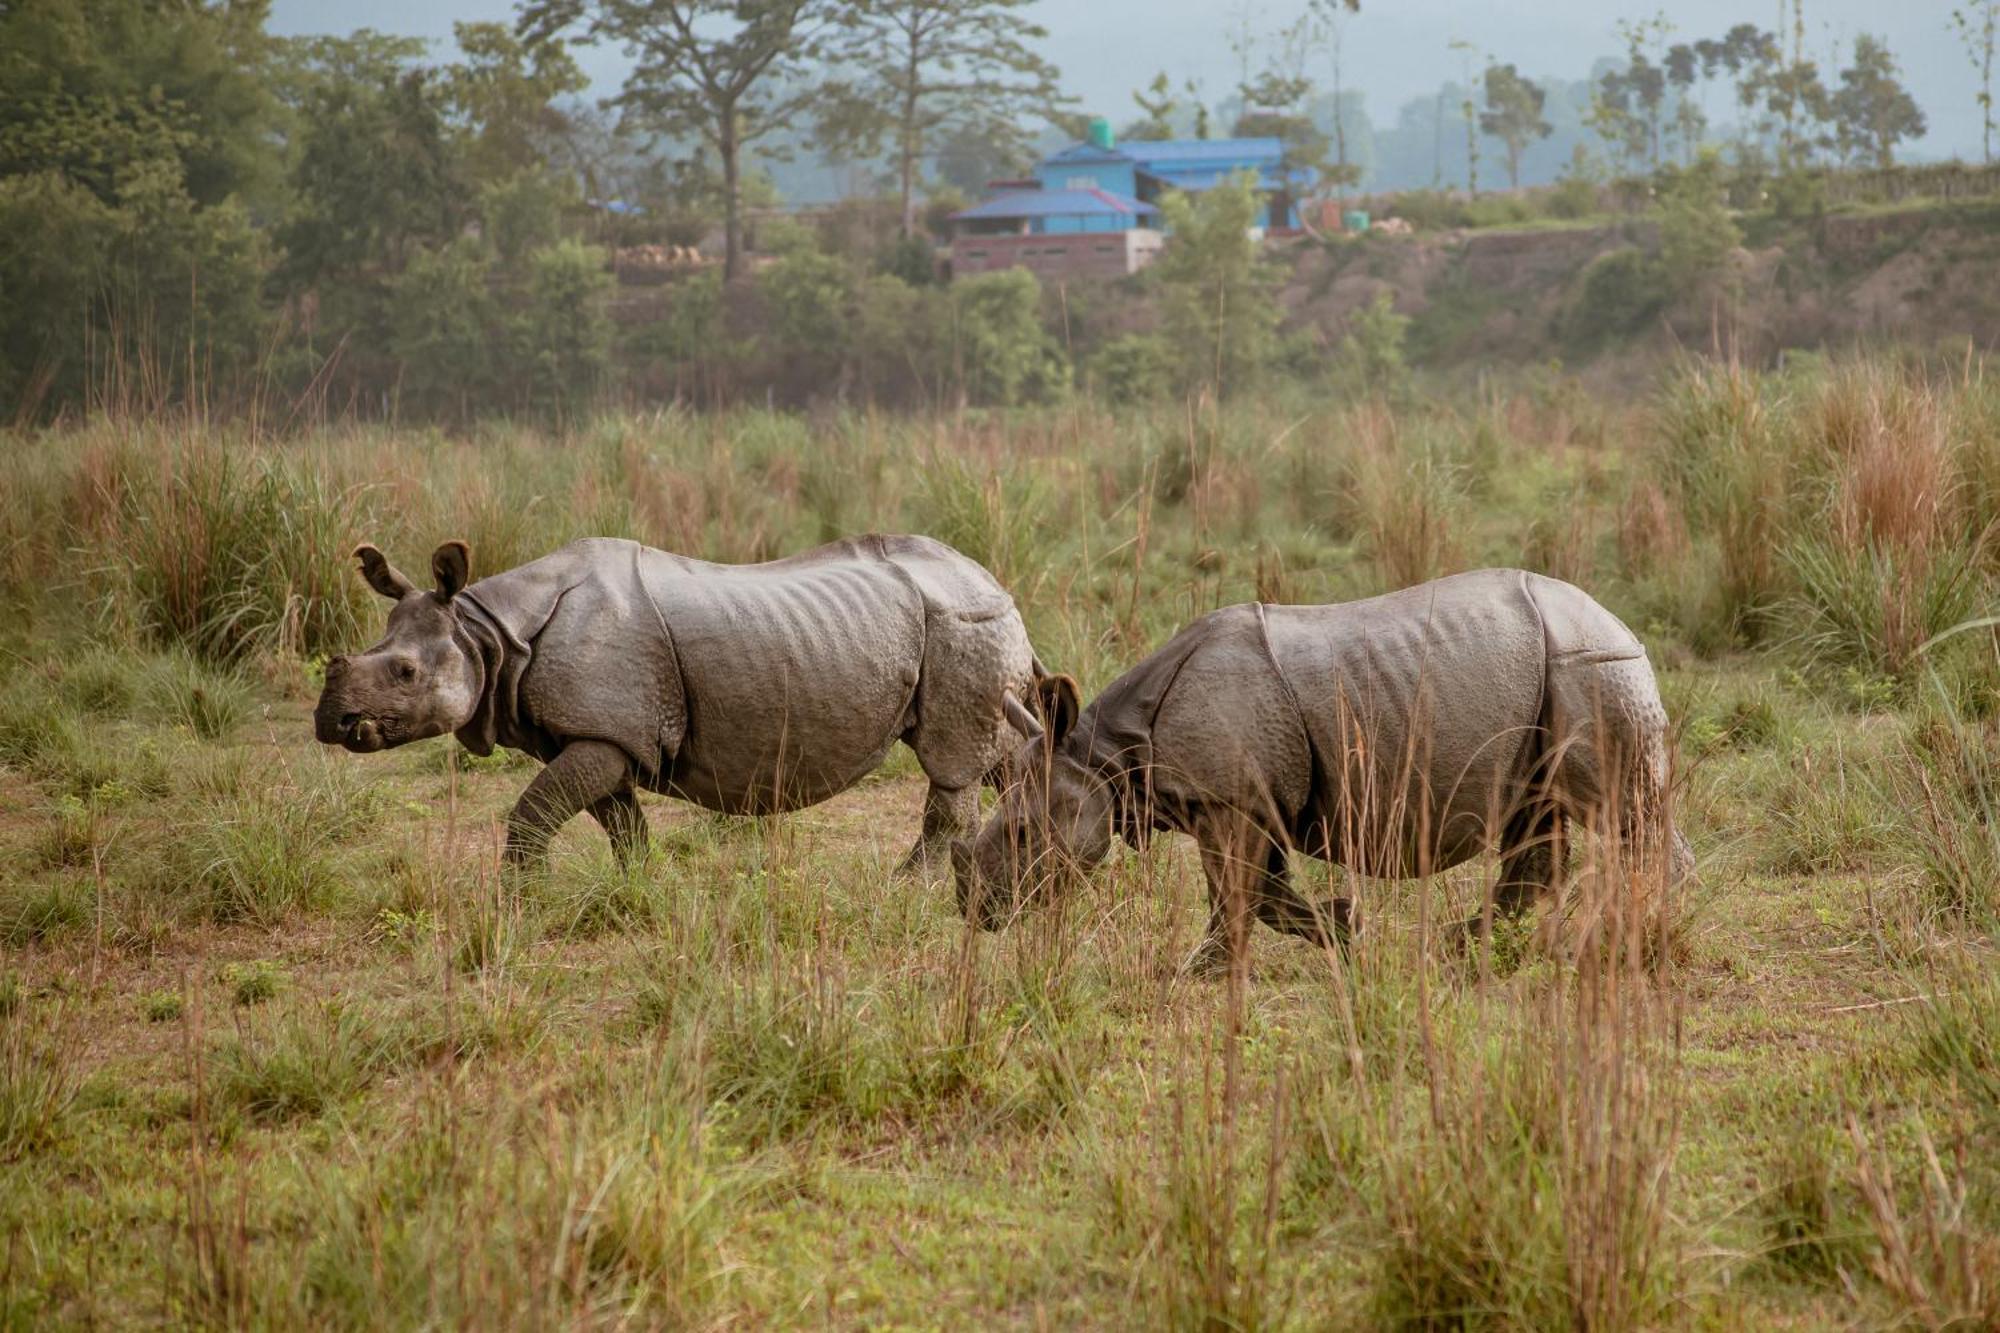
left=395, top=661, right=418, bottom=682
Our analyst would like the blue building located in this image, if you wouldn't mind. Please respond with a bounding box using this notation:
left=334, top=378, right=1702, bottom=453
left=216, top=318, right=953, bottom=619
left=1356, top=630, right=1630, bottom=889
left=950, top=120, right=1314, bottom=280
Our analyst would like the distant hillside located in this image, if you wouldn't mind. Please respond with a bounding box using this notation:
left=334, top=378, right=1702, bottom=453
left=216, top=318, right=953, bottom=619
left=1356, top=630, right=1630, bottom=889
left=1276, top=200, right=2000, bottom=378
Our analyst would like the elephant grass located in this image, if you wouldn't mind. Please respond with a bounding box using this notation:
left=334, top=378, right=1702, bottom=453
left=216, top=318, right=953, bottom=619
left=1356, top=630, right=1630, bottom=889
left=3, top=358, right=2000, bottom=1326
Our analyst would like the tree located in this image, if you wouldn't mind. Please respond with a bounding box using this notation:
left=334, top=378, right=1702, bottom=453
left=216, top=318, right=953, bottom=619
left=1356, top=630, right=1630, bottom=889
left=1693, top=23, right=1779, bottom=158
left=950, top=268, right=1065, bottom=405
left=1591, top=16, right=1672, bottom=173
left=1153, top=172, right=1276, bottom=397
left=519, top=0, right=838, bottom=281
left=821, top=0, right=1065, bottom=239
left=442, top=21, right=587, bottom=187
left=1663, top=42, right=1708, bottom=164
left=1950, top=4, right=1997, bottom=164
left=1479, top=63, right=1552, bottom=191
left=1310, top=0, right=1362, bottom=198
left=278, top=44, right=461, bottom=288
left=1234, top=18, right=1329, bottom=224
left=519, top=238, right=613, bottom=418
left=389, top=238, right=500, bottom=419
left=1125, top=72, right=1179, bottom=141
left=1748, top=0, right=1832, bottom=169
left=0, top=0, right=279, bottom=414
left=1831, top=35, right=1926, bottom=169
left=1658, top=148, right=1740, bottom=301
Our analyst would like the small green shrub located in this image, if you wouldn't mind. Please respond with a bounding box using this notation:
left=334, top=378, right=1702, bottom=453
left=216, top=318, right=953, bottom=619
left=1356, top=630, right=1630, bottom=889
left=141, top=991, right=184, bottom=1023
left=224, top=960, right=282, bottom=1006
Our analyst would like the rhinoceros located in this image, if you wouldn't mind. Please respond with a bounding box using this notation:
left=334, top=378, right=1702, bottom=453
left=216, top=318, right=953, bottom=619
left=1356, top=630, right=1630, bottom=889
left=314, top=535, right=1046, bottom=871
left=950, top=569, right=1692, bottom=971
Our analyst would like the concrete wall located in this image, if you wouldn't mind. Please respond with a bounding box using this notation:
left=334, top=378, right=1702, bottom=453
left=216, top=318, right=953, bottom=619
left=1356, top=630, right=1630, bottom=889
left=952, top=229, right=1162, bottom=282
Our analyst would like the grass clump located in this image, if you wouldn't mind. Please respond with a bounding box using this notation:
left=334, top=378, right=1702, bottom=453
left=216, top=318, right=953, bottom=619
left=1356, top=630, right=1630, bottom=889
left=225, top=960, right=283, bottom=1006
left=0, top=1010, right=80, bottom=1161
left=0, top=875, right=91, bottom=946
left=1762, top=1129, right=1868, bottom=1280
left=168, top=756, right=380, bottom=924
left=1847, top=1112, right=2000, bottom=1329
left=212, top=1003, right=385, bottom=1123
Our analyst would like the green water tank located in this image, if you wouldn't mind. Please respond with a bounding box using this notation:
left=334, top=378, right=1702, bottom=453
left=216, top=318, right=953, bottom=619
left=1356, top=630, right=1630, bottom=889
left=1087, top=116, right=1115, bottom=150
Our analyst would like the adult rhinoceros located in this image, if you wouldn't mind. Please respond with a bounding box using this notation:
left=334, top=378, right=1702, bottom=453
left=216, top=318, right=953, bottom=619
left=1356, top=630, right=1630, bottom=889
left=314, top=535, right=1046, bottom=872
left=950, top=569, right=1693, bottom=971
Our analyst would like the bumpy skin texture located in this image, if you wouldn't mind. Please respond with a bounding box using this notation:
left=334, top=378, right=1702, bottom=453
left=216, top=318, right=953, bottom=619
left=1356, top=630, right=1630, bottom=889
left=317, top=535, right=1038, bottom=871
left=956, top=569, right=1690, bottom=971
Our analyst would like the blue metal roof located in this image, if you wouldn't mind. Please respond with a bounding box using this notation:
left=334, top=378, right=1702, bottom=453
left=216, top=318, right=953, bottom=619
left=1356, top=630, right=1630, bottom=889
left=1041, top=142, right=1136, bottom=167
left=1126, top=138, right=1285, bottom=170
left=951, top=187, right=1159, bottom=221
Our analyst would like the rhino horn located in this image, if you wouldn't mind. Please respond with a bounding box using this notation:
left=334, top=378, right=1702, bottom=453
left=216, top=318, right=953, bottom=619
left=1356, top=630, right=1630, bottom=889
left=1003, top=693, right=1043, bottom=738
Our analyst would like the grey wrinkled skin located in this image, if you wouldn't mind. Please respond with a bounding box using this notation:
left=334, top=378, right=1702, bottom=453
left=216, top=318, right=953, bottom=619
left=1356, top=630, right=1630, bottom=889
left=952, top=569, right=1694, bottom=974
left=315, top=535, right=1041, bottom=873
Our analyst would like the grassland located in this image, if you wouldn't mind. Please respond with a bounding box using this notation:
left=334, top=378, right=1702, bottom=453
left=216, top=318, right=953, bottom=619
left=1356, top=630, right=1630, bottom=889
left=2, top=359, right=1999, bottom=1328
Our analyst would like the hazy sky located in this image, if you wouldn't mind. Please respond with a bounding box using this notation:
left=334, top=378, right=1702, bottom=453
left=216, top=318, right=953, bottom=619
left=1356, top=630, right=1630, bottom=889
left=270, top=0, right=1984, bottom=160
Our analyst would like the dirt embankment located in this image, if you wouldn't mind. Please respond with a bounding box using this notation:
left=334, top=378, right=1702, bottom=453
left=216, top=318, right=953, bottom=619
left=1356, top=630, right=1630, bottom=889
left=1282, top=202, right=2000, bottom=371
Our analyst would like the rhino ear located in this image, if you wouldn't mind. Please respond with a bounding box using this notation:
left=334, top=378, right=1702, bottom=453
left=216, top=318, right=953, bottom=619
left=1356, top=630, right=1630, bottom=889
left=354, top=544, right=416, bottom=601
left=431, top=540, right=471, bottom=602
left=1033, top=674, right=1081, bottom=745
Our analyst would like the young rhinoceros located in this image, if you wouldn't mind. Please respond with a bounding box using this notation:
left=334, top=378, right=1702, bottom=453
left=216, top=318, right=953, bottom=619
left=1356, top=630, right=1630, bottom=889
left=951, top=569, right=1693, bottom=971
left=315, top=535, right=1046, bottom=872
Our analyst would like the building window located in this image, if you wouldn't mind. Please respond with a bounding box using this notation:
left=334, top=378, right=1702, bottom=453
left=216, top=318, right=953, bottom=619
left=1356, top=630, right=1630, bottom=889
left=1064, top=175, right=1097, bottom=190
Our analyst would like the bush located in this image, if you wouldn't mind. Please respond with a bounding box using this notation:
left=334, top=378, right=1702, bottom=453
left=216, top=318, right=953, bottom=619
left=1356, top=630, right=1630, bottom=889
left=1657, top=150, right=1742, bottom=302
left=1561, top=247, right=1667, bottom=351
left=949, top=268, right=1068, bottom=406
left=1333, top=290, right=1412, bottom=398
left=1088, top=334, right=1173, bottom=405
left=1155, top=173, right=1277, bottom=396
left=762, top=248, right=855, bottom=393
left=389, top=238, right=499, bottom=419
left=519, top=240, right=612, bottom=420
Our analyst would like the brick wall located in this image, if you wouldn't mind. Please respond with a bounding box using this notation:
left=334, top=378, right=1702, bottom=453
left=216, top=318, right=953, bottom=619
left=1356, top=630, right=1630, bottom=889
left=951, top=230, right=1162, bottom=282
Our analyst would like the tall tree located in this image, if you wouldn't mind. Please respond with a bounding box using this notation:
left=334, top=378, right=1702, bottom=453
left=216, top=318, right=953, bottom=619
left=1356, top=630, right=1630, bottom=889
left=1235, top=15, right=1331, bottom=223
left=1479, top=63, right=1551, bottom=191
left=1750, top=0, right=1831, bottom=169
left=1950, top=3, right=1998, bottom=164
left=1831, top=35, right=1926, bottom=169
left=518, top=0, right=837, bottom=280
left=1694, top=23, right=1779, bottom=157
left=1153, top=172, right=1275, bottom=397
left=820, top=0, right=1065, bottom=239
left=1663, top=42, right=1708, bottom=164
left=1124, top=72, right=1178, bottom=141
left=443, top=21, right=587, bottom=186
left=1591, top=15, right=1672, bottom=173
left=1310, top=0, right=1360, bottom=198
left=1449, top=39, right=1480, bottom=194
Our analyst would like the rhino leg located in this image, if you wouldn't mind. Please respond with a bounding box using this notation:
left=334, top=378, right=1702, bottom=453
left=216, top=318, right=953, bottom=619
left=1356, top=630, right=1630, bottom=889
left=506, top=739, right=634, bottom=870
left=1190, top=835, right=1356, bottom=976
left=1252, top=855, right=1358, bottom=954
left=902, top=783, right=979, bottom=879
left=1462, top=803, right=1566, bottom=939
left=588, top=787, right=651, bottom=868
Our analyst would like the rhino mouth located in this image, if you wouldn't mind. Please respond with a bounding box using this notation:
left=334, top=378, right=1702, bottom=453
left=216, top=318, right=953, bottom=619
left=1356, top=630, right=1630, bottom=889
left=316, top=708, right=390, bottom=752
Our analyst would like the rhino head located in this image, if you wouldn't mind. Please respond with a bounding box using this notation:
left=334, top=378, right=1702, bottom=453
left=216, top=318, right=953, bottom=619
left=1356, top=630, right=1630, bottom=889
left=314, top=540, right=482, bottom=754
left=951, top=673, right=1115, bottom=930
